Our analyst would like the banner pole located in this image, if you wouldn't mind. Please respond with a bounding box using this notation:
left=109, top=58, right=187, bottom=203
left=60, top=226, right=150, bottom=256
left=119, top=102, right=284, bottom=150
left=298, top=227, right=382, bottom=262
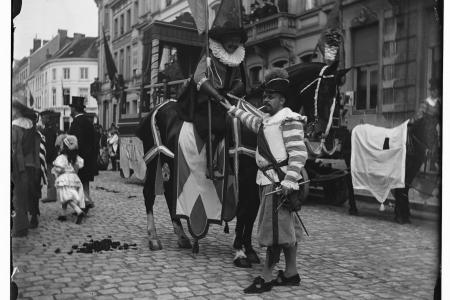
left=205, top=0, right=213, bottom=179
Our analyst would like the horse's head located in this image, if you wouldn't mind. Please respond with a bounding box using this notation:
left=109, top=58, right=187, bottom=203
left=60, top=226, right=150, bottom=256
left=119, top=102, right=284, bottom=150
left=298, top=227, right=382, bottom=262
left=286, top=62, right=349, bottom=140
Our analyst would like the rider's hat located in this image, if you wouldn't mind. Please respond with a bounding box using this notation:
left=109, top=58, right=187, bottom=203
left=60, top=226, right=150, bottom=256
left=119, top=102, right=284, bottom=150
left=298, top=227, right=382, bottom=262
left=209, top=0, right=247, bottom=43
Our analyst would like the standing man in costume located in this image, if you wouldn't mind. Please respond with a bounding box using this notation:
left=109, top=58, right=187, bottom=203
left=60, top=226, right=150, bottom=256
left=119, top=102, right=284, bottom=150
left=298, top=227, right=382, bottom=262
left=222, top=68, right=308, bottom=293
left=68, top=96, right=99, bottom=209
left=11, top=100, right=42, bottom=236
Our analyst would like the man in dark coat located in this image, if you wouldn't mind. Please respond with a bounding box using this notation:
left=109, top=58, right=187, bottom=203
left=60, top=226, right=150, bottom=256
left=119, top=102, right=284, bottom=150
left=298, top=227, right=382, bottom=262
left=68, top=96, right=99, bottom=208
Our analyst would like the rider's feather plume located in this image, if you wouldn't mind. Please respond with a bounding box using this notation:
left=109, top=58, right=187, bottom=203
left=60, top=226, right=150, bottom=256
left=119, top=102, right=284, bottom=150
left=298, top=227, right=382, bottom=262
left=264, top=68, right=289, bottom=82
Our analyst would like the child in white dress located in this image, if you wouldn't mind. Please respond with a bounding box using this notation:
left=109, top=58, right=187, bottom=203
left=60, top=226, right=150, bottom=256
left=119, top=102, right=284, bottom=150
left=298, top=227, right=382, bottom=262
left=52, top=135, right=86, bottom=224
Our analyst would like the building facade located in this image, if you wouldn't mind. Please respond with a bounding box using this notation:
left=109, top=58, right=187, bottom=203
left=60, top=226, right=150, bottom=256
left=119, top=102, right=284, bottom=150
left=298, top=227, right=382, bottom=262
left=93, top=0, right=441, bottom=180
left=12, top=57, right=29, bottom=103
left=26, top=32, right=99, bottom=130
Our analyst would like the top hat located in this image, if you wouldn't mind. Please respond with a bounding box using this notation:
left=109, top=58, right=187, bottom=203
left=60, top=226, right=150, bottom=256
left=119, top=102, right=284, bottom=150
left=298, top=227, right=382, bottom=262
left=209, top=0, right=247, bottom=43
left=69, top=96, right=86, bottom=111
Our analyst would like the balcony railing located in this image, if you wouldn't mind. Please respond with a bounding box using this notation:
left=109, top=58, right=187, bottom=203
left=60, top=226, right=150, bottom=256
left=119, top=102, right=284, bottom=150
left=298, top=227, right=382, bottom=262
left=144, top=78, right=189, bottom=108
left=245, top=13, right=297, bottom=44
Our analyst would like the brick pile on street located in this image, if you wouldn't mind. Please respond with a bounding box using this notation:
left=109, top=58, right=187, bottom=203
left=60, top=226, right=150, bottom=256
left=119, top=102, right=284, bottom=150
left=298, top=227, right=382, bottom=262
left=12, top=171, right=439, bottom=299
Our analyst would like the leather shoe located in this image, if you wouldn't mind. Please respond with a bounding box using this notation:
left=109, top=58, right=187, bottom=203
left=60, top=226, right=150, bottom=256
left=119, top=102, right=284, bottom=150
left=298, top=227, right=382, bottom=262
left=244, top=276, right=272, bottom=294
left=233, top=257, right=252, bottom=268
left=76, top=212, right=85, bottom=225
left=271, top=270, right=301, bottom=286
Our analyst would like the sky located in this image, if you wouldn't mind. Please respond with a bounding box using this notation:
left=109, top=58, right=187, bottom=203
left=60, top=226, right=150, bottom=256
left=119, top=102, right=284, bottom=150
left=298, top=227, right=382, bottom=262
left=13, top=0, right=99, bottom=60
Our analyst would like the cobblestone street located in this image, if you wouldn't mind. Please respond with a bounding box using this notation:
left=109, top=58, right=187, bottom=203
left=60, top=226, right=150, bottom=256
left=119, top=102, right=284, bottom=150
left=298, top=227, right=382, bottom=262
left=12, top=171, right=439, bottom=300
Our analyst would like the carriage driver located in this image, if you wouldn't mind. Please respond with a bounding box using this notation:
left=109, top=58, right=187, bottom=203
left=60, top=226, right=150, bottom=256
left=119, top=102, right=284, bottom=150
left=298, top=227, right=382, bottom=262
left=221, top=68, right=308, bottom=294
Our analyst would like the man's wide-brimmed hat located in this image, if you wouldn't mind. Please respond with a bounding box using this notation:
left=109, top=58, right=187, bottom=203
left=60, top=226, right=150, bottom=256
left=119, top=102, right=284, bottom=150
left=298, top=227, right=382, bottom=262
left=63, top=135, right=78, bottom=150
left=69, top=96, right=86, bottom=111
left=12, top=99, right=37, bottom=119
left=209, top=0, right=247, bottom=43
left=262, top=68, right=290, bottom=96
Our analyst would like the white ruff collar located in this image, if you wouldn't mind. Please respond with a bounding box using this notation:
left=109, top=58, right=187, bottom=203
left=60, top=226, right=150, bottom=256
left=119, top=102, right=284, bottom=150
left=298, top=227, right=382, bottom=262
left=209, top=39, right=245, bottom=67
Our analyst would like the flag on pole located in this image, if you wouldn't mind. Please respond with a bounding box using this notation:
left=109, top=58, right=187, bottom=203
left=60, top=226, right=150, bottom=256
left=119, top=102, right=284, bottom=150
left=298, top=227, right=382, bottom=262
left=102, top=28, right=118, bottom=88
left=187, top=0, right=208, bottom=34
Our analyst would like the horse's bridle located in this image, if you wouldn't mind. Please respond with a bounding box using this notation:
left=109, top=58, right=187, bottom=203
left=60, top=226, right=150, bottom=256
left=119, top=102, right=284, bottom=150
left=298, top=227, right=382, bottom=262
left=299, top=64, right=339, bottom=156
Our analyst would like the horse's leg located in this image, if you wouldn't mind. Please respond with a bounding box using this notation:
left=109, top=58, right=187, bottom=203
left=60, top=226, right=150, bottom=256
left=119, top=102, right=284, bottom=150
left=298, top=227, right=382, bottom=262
left=233, top=158, right=259, bottom=268
left=162, top=157, right=192, bottom=249
left=143, top=158, right=163, bottom=250
left=242, top=179, right=260, bottom=264
left=393, top=188, right=411, bottom=224
left=346, top=173, right=358, bottom=215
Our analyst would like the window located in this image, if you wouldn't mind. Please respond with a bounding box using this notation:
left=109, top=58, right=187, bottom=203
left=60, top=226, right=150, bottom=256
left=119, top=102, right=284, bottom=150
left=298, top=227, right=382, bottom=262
left=52, top=88, right=56, bottom=106
left=119, top=49, right=124, bottom=75
left=52, top=68, right=56, bottom=80
left=114, top=52, right=118, bottom=68
left=166, top=0, right=172, bottom=7
left=356, top=66, right=378, bottom=110
left=120, top=14, right=124, bottom=35
left=353, top=24, right=379, bottom=111
left=126, top=101, right=130, bottom=114
left=45, top=72, right=47, bottom=83
left=104, top=10, right=110, bottom=31
left=305, top=0, right=317, bottom=10
left=272, top=60, right=288, bottom=69
left=80, top=67, right=89, bottom=79
left=134, top=1, right=139, bottom=24
left=249, top=66, right=262, bottom=86
left=126, top=9, right=131, bottom=31
left=126, top=46, right=131, bottom=79
left=79, top=88, right=89, bottom=100
left=63, top=68, right=70, bottom=79
left=132, top=99, right=138, bottom=114
left=114, top=18, right=118, bottom=37
left=63, top=88, right=70, bottom=105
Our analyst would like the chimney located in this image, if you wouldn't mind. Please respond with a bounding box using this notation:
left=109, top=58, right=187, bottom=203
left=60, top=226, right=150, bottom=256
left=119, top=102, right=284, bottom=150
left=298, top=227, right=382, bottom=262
left=33, top=38, right=41, bottom=52
left=58, top=29, right=68, bottom=38
left=73, top=33, right=86, bottom=40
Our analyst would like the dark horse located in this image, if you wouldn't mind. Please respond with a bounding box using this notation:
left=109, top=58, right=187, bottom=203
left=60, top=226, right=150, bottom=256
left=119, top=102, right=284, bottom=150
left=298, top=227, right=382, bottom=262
left=136, top=61, right=346, bottom=256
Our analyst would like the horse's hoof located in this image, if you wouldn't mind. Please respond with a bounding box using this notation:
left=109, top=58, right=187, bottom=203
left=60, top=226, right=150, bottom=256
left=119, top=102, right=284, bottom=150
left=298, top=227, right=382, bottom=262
left=149, top=239, right=163, bottom=251
left=178, top=236, right=192, bottom=249
left=234, top=257, right=252, bottom=268
left=245, top=249, right=261, bottom=264
left=349, top=209, right=358, bottom=215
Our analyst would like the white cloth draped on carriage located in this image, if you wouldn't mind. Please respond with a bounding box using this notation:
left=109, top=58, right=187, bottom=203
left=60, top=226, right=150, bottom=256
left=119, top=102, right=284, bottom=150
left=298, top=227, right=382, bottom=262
left=351, top=120, right=409, bottom=204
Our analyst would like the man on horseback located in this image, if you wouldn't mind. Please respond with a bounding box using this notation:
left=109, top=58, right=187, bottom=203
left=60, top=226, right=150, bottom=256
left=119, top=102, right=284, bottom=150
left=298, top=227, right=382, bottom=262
left=222, top=68, right=308, bottom=293
left=178, top=14, right=247, bottom=178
